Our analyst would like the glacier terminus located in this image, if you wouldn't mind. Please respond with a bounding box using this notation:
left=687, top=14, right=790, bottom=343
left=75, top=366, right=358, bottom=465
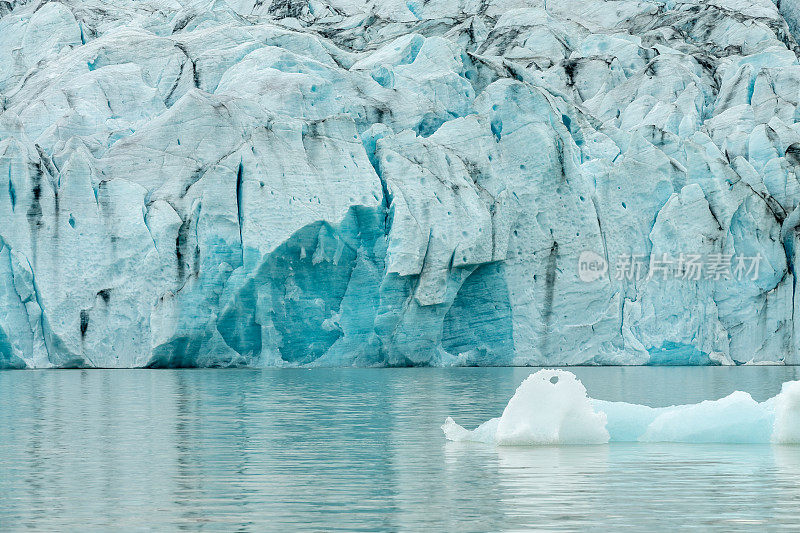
left=2, top=0, right=800, bottom=367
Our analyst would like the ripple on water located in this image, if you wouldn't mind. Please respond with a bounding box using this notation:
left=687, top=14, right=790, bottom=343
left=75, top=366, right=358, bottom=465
left=2, top=366, right=800, bottom=531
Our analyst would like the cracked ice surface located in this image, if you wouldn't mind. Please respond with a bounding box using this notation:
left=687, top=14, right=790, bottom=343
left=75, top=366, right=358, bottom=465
left=2, top=0, right=800, bottom=367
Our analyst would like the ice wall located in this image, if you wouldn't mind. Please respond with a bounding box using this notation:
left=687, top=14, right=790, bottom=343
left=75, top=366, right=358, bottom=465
left=1, top=0, right=800, bottom=367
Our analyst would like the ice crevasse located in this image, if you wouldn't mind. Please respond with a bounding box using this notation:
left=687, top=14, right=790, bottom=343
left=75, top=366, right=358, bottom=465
left=3, top=0, right=800, bottom=367
left=442, top=369, right=800, bottom=444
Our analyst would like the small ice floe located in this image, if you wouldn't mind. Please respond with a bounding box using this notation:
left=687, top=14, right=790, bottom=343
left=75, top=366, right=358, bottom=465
left=443, top=369, right=608, bottom=445
left=443, top=369, right=800, bottom=445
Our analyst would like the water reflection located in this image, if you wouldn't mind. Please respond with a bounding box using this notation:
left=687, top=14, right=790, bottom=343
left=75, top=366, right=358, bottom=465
left=2, top=367, right=800, bottom=530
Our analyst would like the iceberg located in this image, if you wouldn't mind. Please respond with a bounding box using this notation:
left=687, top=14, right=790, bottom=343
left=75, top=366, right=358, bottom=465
left=1, top=0, right=800, bottom=367
left=443, top=370, right=610, bottom=445
left=443, top=369, right=800, bottom=444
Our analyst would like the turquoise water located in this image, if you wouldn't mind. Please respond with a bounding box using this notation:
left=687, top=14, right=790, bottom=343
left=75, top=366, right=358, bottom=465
left=2, top=367, right=800, bottom=531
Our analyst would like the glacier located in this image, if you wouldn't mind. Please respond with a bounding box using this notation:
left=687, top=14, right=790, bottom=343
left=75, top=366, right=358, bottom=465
left=442, top=369, right=800, bottom=444
left=2, top=0, right=800, bottom=367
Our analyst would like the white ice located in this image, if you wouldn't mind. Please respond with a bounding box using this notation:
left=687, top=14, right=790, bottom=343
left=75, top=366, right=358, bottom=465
left=443, top=369, right=800, bottom=445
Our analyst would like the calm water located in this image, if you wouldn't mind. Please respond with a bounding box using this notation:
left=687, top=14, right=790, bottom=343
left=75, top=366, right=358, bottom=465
left=3, top=367, right=800, bottom=531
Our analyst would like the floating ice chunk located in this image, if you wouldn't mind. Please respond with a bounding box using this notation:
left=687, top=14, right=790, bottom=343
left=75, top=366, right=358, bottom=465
left=442, top=416, right=499, bottom=444
left=773, top=381, right=800, bottom=444
left=443, top=369, right=610, bottom=445
left=591, top=400, right=665, bottom=442
left=445, top=370, right=800, bottom=445
left=638, top=391, right=774, bottom=443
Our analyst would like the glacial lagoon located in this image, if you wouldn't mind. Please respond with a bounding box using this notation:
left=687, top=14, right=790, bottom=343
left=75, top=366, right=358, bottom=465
left=3, top=367, right=800, bottom=531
